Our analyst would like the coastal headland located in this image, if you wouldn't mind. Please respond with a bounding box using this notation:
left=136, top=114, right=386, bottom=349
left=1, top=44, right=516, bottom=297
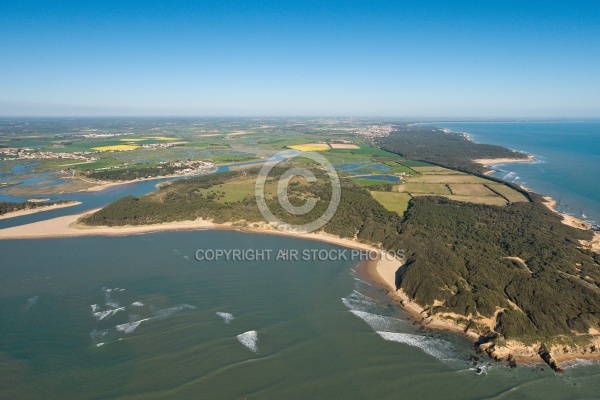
left=2, top=123, right=599, bottom=372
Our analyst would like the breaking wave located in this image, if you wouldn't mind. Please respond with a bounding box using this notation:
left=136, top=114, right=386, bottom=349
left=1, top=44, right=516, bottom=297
left=216, top=312, right=234, bottom=324
left=350, top=310, right=409, bottom=332
left=343, top=291, right=461, bottom=365
left=237, top=330, right=259, bottom=353
left=376, top=331, right=456, bottom=361
left=94, top=307, right=125, bottom=321
left=116, top=319, right=149, bottom=334
left=152, top=304, right=197, bottom=318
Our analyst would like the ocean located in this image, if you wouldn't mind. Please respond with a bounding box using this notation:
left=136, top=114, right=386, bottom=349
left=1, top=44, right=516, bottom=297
left=430, top=120, right=600, bottom=225
left=1, top=230, right=600, bottom=399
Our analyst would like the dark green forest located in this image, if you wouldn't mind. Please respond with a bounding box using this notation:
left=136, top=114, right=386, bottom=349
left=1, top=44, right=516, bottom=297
left=395, top=197, right=598, bottom=339
left=0, top=200, right=73, bottom=216
left=375, top=126, right=528, bottom=175
left=86, top=164, right=188, bottom=181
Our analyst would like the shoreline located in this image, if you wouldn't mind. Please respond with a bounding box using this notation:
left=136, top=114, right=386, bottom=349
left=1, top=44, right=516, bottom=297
left=474, top=153, right=599, bottom=251
left=541, top=195, right=600, bottom=253
left=0, top=209, right=384, bottom=254
left=3, top=208, right=598, bottom=368
left=474, top=155, right=536, bottom=175
left=360, top=244, right=600, bottom=367
left=473, top=155, right=536, bottom=165
left=356, top=256, right=481, bottom=342
left=0, top=201, right=82, bottom=221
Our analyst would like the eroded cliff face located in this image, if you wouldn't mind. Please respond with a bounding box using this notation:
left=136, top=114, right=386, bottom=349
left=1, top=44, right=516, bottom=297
left=476, top=336, right=600, bottom=372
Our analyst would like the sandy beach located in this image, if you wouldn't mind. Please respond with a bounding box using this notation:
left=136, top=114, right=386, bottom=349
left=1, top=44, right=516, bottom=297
left=0, top=208, right=389, bottom=255
left=542, top=195, right=591, bottom=229
left=0, top=201, right=82, bottom=221
left=474, top=155, right=535, bottom=175
left=473, top=155, right=535, bottom=165
left=541, top=195, right=600, bottom=254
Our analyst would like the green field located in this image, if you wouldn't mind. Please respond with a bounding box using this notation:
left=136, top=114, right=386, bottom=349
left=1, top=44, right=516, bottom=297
left=195, top=178, right=275, bottom=203
left=399, top=160, right=432, bottom=167
left=377, top=159, right=416, bottom=175
left=402, top=183, right=451, bottom=195
left=410, top=166, right=452, bottom=173
left=327, top=144, right=398, bottom=157
left=445, top=195, right=508, bottom=206
left=395, top=169, right=531, bottom=206
left=370, top=191, right=412, bottom=216
left=487, top=184, right=530, bottom=202
left=352, top=178, right=394, bottom=187
left=448, top=183, right=497, bottom=197
left=408, top=174, right=490, bottom=184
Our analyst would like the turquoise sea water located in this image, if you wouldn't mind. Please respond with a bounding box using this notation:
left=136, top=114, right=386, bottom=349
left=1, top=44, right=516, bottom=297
left=431, top=121, right=600, bottom=226
left=1, top=231, right=600, bottom=399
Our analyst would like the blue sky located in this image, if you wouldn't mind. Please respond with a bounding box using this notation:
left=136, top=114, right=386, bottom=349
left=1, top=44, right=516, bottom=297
left=1, top=0, right=599, bottom=117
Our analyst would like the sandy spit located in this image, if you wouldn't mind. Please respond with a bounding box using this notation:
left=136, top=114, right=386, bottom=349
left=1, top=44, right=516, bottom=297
left=0, top=201, right=82, bottom=221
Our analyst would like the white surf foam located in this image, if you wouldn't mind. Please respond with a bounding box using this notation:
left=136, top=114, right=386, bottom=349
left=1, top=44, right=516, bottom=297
left=94, top=307, right=125, bottom=321
left=350, top=310, right=409, bottom=332
left=116, top=319, right=149, bottom=334
left=237, top=330, right=259, bottom=353
left=90, top=328, right=109, bottom=342
left=376, top=331, right=455, bottom=361
left=341, top=291, right=377, bottom=310
left=131, top=301, right=144, bottom=307
left=562, top=358, right=600, bottom=369
left=91, top=304, right=99, bottom=313
left=351, top=290, right=374, bottom=302
left=152, top=304, right=197, bottom=318
left=103, top=288, right=120, bottom=308
left=216, top=312, right=234, bottom=324
left=341, top=291, right=389, bottom=316
left=353, top=276, right=373, bottom=286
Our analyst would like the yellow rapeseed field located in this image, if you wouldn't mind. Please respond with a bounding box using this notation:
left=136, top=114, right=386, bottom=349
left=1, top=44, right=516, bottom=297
left=92, top=144, right=139, bottom=151
left=287, top=143, right=330, bottom=151
left=142, top=136, right=178, bottom=141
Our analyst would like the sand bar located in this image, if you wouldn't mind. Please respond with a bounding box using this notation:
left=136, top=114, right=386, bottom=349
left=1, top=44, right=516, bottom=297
left=473, top=154, right=535, bottom=165
left=0, top=201, right=82, bottom=221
